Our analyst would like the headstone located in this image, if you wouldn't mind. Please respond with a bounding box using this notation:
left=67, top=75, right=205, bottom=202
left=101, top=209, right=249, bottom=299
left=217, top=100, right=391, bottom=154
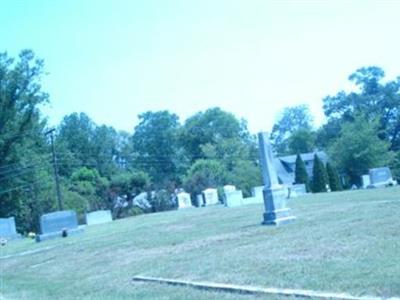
left=242, top=195, right=264, bottom=205
left=202, top=188, right=219, bottom=206
left=291, top=184, right=307, bottom=196
left=36, top=210, right=83, bottom=242
left=196, top=194, right=204, bottom=207
left=86, top=210, right=112, bottom=225
left=251, top=186, right=264, bottom=200
left=177, top=192, right=192, bottom=208
left=258, top=132, right=296, bottom=225
left=362, top=174, right=371, bottom=188
left=0, top=217, right=21, bottom=240
left=225, top=190, right=243, bottom=207
left=369, top=167, right=396, bottom=187
left=223, top=185, right=236, bottom=194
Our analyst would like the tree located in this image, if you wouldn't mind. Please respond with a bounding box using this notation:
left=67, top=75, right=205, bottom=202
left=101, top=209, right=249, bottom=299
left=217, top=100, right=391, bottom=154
left=132, top=111, right=181, bottom=188
left=55, top=112, right=95, bottom=176
left=69, top=167, right=110, bottom=212
left=288, top=129, right=316, bottom=154
left=0, top=50, right=54, bottom=232
left=326, top=162, right=342, bottom=191
left=271, top=105, right=314, bottom=155
left=228, top=160, right=262, bottom=197
left=180, top=107, right=249, bottom=162
left=294, top=154, right=309, bottom=191
left=312, top=154, right=328, bottom=193
left=328, top=116, right=392, bottom=186
left=183, top=159, right=228, bottom=196
left=323, top=66, right=400, bottom=151
left=110, top=170, right=150, bottom=200
left=389, top=151, right=400, bottom=183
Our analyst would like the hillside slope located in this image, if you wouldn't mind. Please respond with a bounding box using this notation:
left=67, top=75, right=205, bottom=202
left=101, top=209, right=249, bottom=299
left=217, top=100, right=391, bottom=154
left=1, top=187, right=400, bottom=300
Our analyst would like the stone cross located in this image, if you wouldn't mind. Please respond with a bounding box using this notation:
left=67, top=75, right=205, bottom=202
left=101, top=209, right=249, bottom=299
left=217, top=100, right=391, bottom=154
left=258, top=132, right=280, bottom=188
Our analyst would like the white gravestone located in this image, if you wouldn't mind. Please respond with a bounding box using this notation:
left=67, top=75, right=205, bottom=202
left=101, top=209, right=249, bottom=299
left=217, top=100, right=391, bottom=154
left=251, top=186, right=264, bottom=200
left=362, top=174, right=371, bottom=188
left=177, top=192, right=192, bottom=208
left=86, top=210, right=113, bottom=225
left=225, top=190, right=244, bottom=207
left=203, top=188, right=219, bottom=206
left=196, top=194, right=204, bottom=207
left=223, top=185, right=236, bottom=194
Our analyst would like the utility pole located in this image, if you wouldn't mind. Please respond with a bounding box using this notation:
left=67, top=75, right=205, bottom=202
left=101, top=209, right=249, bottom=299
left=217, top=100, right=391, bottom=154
left=46, top=128, right=63, bottom=211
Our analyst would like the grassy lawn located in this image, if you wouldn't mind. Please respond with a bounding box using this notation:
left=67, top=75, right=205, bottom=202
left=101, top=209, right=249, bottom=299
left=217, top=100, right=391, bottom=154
left=1, top=187, right=399, bottom=299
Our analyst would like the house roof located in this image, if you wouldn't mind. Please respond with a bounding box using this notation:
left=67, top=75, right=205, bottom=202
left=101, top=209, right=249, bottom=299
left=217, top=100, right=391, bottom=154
left=278, top=151, right=328, bottom=164
left=274, top=151, right=329, bottom=185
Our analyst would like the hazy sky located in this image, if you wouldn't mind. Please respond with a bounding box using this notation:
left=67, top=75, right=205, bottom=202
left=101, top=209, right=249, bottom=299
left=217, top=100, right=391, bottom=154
left=2, top=0, right=400, bottom=133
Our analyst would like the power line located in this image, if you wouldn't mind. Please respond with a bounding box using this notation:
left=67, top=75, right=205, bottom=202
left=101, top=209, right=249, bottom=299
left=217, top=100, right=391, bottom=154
left=0, top=179, right=44, bottom=196
left=0, top=164, right=51, bottom=183
left=0, top=155, right=52, bottom=175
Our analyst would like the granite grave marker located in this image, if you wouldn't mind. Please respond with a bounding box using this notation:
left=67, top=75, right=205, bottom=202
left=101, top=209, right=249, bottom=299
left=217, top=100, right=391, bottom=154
left=86, top=210, right=112, bottom=225
left=258, top=132, right=296, bottom=225
left=0, top=217, right=21, bottom=240
left=37, top=210, right=83, bottom=242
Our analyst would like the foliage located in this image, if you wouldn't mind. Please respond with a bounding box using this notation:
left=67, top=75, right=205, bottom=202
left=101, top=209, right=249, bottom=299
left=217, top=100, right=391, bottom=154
left=323, top=66, right=400, bottom=151
left=389, top=151, right=400, bottom=183
left=180, top=107, right=249, bottom=162
left=328, top=116, right=392, bottom=186
left=110, top=170, right=150, bottom=201
left=148, top=189, right=176, bottom=212
left=312, top=154, right=328, bottom=193
left=294, top=154, right=309, bottom=192
left=288, top=128, right=316, bottom=155
left=271, top=105, right=314, bottom=154
left=326, top=162, right=342, bottom=191
left=68, top=167, right=110, bottom=212
left=183, top=159, right=228, bottom=196
left=132, top=110, right=181, bottom=188
left=228, top=160, right=262, bottom=197
left=0, top=50, right=54, bottom=232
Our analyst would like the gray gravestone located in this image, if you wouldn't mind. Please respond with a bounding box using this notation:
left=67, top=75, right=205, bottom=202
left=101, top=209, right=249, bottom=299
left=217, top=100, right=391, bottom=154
left=258, top=132, right=296, bottom=225
left=37, top=210, right=83, bottom=242
left=0, top=217, right=21, bottom=240
left=202, top=188, right=219, bottom=206
left=225, top=190, right=243, bottom=207
left=86, top=210, right=112, bottom=225
left=177, top=192, right=192, bottom=208
left=369, top=167, right=396, bottom=187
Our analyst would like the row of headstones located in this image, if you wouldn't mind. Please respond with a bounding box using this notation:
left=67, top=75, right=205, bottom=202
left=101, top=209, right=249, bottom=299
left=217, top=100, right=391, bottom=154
left=177, top=183, right=308, bottom=209
left=0, top=209, right=113, bottom=242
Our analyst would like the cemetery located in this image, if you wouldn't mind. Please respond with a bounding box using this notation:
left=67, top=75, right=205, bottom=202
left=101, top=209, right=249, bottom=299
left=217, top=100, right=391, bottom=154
left=1, top=131, right=399, bottom=299
left=1, top=186, right=399, bottom=299
left=2, top=5, right=400, bottom=298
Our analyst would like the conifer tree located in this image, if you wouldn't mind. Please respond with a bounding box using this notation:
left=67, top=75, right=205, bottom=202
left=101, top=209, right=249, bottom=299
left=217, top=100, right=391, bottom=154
left=312, top=154, right=328, bottom=193
left=326, top=162, right=342, bottom=191
left=294, top=154, right=309, bottom=191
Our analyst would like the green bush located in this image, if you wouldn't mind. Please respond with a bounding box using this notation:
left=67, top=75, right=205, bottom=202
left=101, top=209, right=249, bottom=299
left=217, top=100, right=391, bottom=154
left=294, top=154, right=309, bottom=192
left=312, top=154, right=328, bottom=193
left=326, top=162, right=342, bottom=191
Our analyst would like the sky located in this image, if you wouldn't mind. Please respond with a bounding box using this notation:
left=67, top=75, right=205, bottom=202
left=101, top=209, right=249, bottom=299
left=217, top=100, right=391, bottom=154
left=2, top=0, right=400, bottom=134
